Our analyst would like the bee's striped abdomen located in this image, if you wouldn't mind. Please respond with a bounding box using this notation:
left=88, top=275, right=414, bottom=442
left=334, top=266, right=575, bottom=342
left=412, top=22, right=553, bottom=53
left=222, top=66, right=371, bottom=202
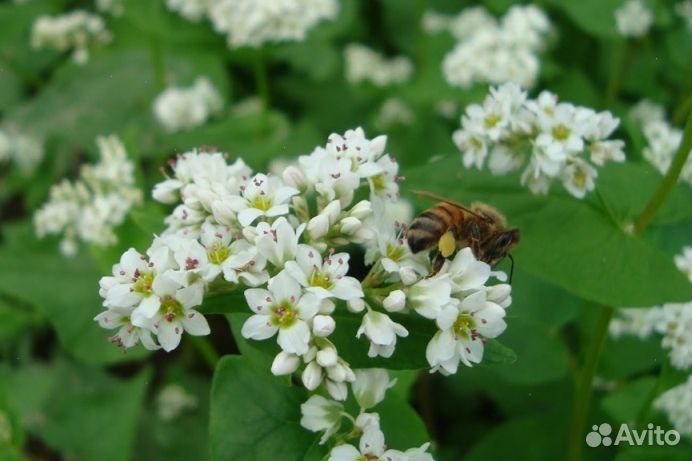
left=406, top=203, right=462, bottom=253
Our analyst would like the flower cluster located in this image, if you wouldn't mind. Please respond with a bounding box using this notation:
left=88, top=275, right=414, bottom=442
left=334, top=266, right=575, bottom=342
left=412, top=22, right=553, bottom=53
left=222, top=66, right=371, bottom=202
left=654, top=374, right=692, bottom=437
left=375, top=98, right=416, bottom=131
left=428, top=5, right=550, bottom=89
left=0, top=128, right=44, bottom=176
left=615, top=0, right=653, bottom=38
left=678, top=1, right=692, bottom=30
left=301, top=369, right=435, bottom=459
left=156, top=383, right=199, bottom=421
left=30, top=10, right=111, bottom=64
left=453, top=83, right=626, bottom=198
left=631, top=101, right=692, bottom=186
left=611, top=245, right=692, bottom=435
left=165, top=0, right=339, bottom=48
left=95, top=0, right=124, bottom=17
left=153, top=77, right=223, bottom=133
left=344, top=44, right=414, bottom=87
left=96, top=128, right=513, bottom=405
left=34, top=136, right=142, bottom=256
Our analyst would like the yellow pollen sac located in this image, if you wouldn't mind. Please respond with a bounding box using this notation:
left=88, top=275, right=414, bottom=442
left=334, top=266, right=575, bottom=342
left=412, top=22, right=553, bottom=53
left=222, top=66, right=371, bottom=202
left=250, top=195, right=272, bottom=211
left=438, top=231, right=456, bottom=258
left=552, top=124, right=571, bottom=141
left=309, top=270, right=332, bottom=289
left=160, top=296, right=184, bottom=318
left=208, top=244, right=230, bottom=265
left=453, top=313, right=475, bottom=339
left=573, top=169, right=587, bottom=188
left=133, top=271, right=154, bottom=294
left=272, top=303, right=298, bottom=328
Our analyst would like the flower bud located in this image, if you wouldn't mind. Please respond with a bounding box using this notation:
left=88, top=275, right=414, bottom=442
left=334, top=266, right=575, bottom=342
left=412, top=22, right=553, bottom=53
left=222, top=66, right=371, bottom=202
left=316, top=346, right=338, bottom=368
left=152, top=179, right=181, bottom=204
left=352, top=369, right=395, bottom=410
left=313, top=315, right=336, bottom=337
left=369, top=135, right=387, bottom=157
left=282, top=166, right=307, bottom=190
left=322, top=200, right=342, bottom=224
left=383, top=290, right=406, bottom=312
left=326, top=380, right=348, bottom=401
left=271, top=351, right=300, bottom=376
left=399, top=266, right=418, bottom=285
left=347, top=298, right=365, bottom=313
left=318, top=299, right=335, bottom=315
left=307, top=214, right=329, bottom=239
left=339, top=216, right=362, bottom=235
left=355, top=412, right=380, bottom=430
left=211, top=198, right=236, bottom=226
left=326, top=363, right=347, bottom=382
left=486, top=283, right=512, bottom=308
left=242, top=226, right=258, bottom=241
left=349, top=200, right=372, bottom=220
left=302, top=361, right=323, bottom=391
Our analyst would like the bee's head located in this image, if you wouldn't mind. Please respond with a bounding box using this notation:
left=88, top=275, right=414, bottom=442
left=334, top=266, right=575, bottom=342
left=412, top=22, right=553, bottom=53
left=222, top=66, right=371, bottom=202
left=484, top=228, right=520, bottom=266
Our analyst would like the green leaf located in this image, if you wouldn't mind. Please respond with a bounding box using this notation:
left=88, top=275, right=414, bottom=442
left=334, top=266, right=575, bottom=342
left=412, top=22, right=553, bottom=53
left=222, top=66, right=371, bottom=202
left=0, top=222, right=149, bottom=365
left=209, top=355, right=317, bottom=461
left=403, top=156, right=692, bottom=307
left=602, top=377, right=658, bottom=424
left=550, top=0, right=621, bottom=38
left=36, top=360, right=151, bottom=461
left=375, top=395, right=431, bottom=450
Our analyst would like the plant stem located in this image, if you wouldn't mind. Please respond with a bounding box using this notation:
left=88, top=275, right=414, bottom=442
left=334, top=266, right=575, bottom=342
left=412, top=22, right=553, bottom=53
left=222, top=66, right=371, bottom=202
left=605, top=39, right=628, bottom=105
left=567, top=305, right=614, bottom=461
left=149, top=36, right=165, bottom=92
left=633, top=112, right=692, bottom=233
left=567, top=111, right=692, bottom=460
left=189, top=335, right=220, bottom=371
left=253, top=53, right=270, bottom=110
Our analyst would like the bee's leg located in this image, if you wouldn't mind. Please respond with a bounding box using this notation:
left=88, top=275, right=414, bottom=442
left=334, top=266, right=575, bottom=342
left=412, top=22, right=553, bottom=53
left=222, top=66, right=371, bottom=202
left=430, top=252, right=445, bottom=277
left=469, top=221, right=482, bottom=259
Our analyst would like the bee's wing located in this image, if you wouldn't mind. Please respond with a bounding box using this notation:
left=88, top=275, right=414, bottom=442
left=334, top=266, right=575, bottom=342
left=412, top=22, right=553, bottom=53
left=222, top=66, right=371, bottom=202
left=411, top=190, right=491, bottom=222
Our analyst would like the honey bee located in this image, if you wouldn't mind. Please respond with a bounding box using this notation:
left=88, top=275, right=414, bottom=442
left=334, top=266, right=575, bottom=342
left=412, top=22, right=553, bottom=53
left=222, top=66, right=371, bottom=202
left=406, top=190, right=520, bottom=277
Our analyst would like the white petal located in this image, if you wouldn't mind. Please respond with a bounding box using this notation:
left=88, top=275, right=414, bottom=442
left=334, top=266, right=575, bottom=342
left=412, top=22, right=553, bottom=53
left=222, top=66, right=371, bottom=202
left=297, top=293, right=320, bottom=320
left=284, top=261, right=309, bottom=287
left=244, top=288, right=273, bottom=314
left=277, top=321, right=311, bottom=355
left=241, top=314, right=277, bottom=340
left=436, top=304, right=458, bottom=331
left=268, top=270, right=302, bottom=303
left=265, top=204, right=289, bottom=217
left=329, top=277, right=363, bottom=300
left=238, top=208, right=265, bottom=227
left=328, top=444, right=360, bottom=461
left=138, top=295, right=161, bottom=318
left=106, top=283, right=140, bottom=308
left=272, top=186, right=299, bottom=205
left=158, top=320, right=183, bottom=352
left=176, top=284, right=203, bottom=309
left=182, top=310, right=210, bottom=336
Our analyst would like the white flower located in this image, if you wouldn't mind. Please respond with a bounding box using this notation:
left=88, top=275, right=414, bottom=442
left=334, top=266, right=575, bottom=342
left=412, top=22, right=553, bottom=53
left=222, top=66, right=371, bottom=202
left=227, top=173, right=299, bottom=226
left=375, top=97, right=415, bottom=131
left=31, top=10, right=111, bottom=64
left=629, top=99, right=666, bottom=126
left=675, top=246, right=692, bottom=282
left=271, top=351, right=301, bottom=375
left=285, top=244, right=364, bottom=300
left=35, top=135, right=142, bottom=255
left=300, top=395, right=344, bottom=445
left=153, top=77, right=223, bottom=132
left=165, top=0, right=209, bottom=22
left=94, top=306, right=159, bottom=350
left=615, top=0, right=653, bottom=37
left=426, top=290, right=507, bottom=374
left=254, top=217, right=303, bottom=268
left=344, top=44, right=413, bottom=87
left=241, top=270, right=319, bottom=355
left=655, top=303, right=692, bottom=371
left=454, top=83, right=625, bottom=197
left=609, top=307, right=661, bottom=339
left=441, top=5, right=550, bottom=89
left=442, top=248, right=492, bottom=293
left=0, top=129, right=44, bottom=175
left=96, top=0, right=124, bottom=16
left=156, top=384, right=198, bottom=421
left=653, top=375, right=692, bottom=437
left=352, top=369, right=396, bottom=410
left=313, top=314, right=336, bottom=337
left=407, top=276, right=454, bottom=320
left=356, top=310, right=409, bottom=358
left=208, top=0, right=339, bottom=48
left=642, top=119, right=692, bottom=185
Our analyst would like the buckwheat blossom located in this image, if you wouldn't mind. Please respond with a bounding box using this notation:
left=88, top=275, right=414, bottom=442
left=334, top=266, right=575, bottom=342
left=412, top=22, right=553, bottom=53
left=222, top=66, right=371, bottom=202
left=344, top=44, right=414, bottom=87
left=357, top=309, right=409, bottom=358
left=156, top=384, right=198, bottom=421
left=629, top=99, right=665, bottom=126
left=352, top=369, right=396, bottom=410
left=675, top=246, right=692, bottom=280
left=677, top=1, right=692, bottom=30
left=34, top=135, right=142, bottom=256
left=653, top=374, right=692, bottom=437
left=0, top=129, right=44, bottom=175
left=30, top=10, right=111, bottom=64
left=374, top=97, right=415, bottom=131
left=165, top=0, right=209, bottom=22
left=207, top=0, right=339, bottom=48
left=300, top=395, right=344, bottom=445
left=615, top=0, right=653, bottom=38
left=437, top=5, right=551, bottom=89
left=95, top=0, right=124, bottom=16
left=641, top=118, right=692, bottom=185
left=285, top=245, right=364, bottom=300
left=453, top=83, right=626, bottom=198
left=153, top=77, right=223, bottom=133
left=227, top=173, right=299, bottom=226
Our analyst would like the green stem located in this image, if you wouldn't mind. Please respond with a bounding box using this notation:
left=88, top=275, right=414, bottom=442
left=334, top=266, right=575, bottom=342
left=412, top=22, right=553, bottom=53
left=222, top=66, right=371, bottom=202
left=253, top=53, right=270, bottom=110
left=634, top=112, right=692, bottom=233
left=189, top=335, right=220, bottom=371
left=149, top=36, right=165, bottom=92
left=567, top=306, right=615, bottom=461
left=567, top=112, right=692, bottom=460
left=605, top=39, right=628, bottom=106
